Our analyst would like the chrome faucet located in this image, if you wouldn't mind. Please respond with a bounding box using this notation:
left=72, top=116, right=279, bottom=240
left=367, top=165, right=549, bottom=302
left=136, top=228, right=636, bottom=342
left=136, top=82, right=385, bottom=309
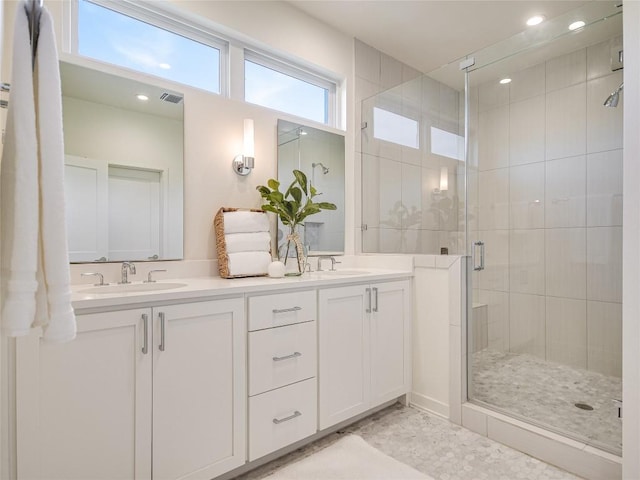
left=120, top=261, right=136, bottom=284
left=81, top=272, right=106, bottom=286
left=317, top=255, right=341, bottom=271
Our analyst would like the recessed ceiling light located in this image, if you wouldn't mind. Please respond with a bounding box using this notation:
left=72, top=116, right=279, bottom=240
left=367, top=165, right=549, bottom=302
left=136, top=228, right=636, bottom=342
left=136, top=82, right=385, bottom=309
left=526, top=15, right=545, bottom=26
left=159, top=63, right=171, bottom=70
left=568, top=20, right=586, bottom=31
left=499, top=78, right=512, bottom=84
left=136, top=94, right=149, bottom=101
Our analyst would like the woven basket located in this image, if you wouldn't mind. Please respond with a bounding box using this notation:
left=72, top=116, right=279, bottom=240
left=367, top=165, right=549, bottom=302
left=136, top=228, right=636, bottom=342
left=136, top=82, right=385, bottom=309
left=214, top=207, right=271, bottom=278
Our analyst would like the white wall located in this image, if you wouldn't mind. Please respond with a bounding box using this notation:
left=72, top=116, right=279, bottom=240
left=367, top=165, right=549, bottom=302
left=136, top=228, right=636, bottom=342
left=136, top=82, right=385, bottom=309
left=622, top=2, right=640, bottom=478
left=410, top=255, right=464, bottom=421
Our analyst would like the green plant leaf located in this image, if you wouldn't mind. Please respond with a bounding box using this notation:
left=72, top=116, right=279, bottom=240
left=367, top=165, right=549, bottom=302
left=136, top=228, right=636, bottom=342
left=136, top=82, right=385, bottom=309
left=316, top=202, right=337, bottom=210
left=293, top=170, right=308, bottom=196
left=290, top=186, right=302, bottom=204
left=267, top=178, right=280, bottom=190
left=256, top=185, right=271, bottom=196
left=257, top=169, right=337, bottom=229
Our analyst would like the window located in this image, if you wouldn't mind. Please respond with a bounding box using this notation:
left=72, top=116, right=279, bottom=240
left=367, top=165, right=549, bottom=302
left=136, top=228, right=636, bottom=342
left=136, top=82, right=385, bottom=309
left=245, top=52, right=336, bottom=125
left=430, top=127, right=464, bottom=161
left=72, top=1, right=342, bottom=125
left=373, top=107, right=419, bottom=149
left=77, top=0, right=224, bottom=94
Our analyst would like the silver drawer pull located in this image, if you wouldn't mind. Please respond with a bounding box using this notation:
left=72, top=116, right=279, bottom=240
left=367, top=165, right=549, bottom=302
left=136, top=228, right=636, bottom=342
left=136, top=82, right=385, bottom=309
left=272, top=306, right=302, bottom=314
left=141, top=314, right=149, bottom=355
left=272, top=351, right=302, bottom=362
left=273, top=410, right=302, bottom=424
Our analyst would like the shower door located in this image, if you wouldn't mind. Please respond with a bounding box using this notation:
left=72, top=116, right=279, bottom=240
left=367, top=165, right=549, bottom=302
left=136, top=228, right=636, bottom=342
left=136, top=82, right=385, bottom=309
left=465, top=6, right=623, bottom=454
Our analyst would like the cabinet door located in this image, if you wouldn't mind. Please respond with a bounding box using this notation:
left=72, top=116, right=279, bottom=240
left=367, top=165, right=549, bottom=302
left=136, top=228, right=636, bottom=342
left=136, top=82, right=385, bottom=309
left=318, top=285, right=370, bottom=429
left=152, top=298, right=246, bottom=480
left=16, top=308, right=152, bottom=480
left=370, top=280, right=412, bottom=405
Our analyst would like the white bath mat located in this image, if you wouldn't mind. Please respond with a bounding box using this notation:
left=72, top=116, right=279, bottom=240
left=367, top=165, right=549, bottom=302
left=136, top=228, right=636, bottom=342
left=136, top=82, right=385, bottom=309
left=265, top=434, right=433, bottom=480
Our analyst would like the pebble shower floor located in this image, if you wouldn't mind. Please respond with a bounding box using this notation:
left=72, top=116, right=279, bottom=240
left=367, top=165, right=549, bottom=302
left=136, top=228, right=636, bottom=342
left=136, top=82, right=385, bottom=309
left=471, top=350, right=622, bottom=454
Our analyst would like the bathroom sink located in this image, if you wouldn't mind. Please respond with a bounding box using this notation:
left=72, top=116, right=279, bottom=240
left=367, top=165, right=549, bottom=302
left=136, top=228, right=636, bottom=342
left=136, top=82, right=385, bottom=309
left=314, top=270, right=370, bottom=276
left=80, top=282, right=188, bottom=294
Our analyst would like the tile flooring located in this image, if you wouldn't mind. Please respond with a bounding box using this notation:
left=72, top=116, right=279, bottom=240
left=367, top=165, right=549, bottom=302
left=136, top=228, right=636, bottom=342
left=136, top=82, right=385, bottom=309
left=238, top=403, right=582, bottom=480
left=471, top=350, right=622, bottom=454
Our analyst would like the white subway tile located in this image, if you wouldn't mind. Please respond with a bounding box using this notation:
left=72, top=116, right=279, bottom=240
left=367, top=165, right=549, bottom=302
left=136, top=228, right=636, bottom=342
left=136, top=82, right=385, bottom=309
left=509, top=229, right=545, bottom=295
left=545, top=296, right=587, bottom=369
left=509, top=95, right=545, bottom=166
left=546, top=49, right=586, bottom=92
left=545, top=156, right=586, bottom=228
left=509, top=292, right=546, bottom=358
left=586, top=226, right=622, bottom=303
left=587, top=150, right=623, bottom=227
left=545, top=83, right=586, bottom=160
left=510, top=162, right=545, bottom=229
left=545, top=228, right=586, bottom=299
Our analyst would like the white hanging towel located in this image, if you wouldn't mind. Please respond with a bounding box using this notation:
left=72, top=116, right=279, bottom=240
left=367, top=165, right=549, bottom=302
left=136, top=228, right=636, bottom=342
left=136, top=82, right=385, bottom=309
left=0, top=2, right=76, bottom=342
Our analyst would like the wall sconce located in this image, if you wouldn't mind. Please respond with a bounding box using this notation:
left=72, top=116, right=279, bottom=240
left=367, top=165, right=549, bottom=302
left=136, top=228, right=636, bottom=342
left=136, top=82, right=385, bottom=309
left=233, top=119, right=255, bottom=176
left=439, top=166, right=448, bottom=191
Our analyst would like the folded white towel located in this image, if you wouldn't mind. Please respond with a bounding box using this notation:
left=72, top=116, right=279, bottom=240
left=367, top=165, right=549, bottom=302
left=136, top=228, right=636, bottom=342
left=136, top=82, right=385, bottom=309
left=225, top=232, right=271, bottom=253
left=1, top=3, right=40, bottom=337
left=0, top=3, right=76, bottom=341
left=223, top=211, right=269, bottom=234
left=227, top=252, right=271, bottom=276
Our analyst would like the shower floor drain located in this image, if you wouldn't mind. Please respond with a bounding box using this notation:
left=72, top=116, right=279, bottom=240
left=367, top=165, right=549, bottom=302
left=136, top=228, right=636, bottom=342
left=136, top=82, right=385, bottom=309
left=575, top=403, right=594, bottom=411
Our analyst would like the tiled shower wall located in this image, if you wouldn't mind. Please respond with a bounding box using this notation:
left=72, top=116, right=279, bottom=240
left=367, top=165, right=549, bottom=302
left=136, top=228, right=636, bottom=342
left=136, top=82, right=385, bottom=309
left=355, top=40, right=465, bottom=254
left=468, top=37, right=623, bottom=377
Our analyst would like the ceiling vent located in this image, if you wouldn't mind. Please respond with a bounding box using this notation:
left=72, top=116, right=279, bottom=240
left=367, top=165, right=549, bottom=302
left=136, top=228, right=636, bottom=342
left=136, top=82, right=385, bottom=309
left=160, top=92, right=184, bottom=104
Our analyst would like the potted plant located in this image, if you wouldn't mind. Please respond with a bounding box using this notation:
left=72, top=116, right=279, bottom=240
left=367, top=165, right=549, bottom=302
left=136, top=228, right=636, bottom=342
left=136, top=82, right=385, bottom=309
left=256, top=169, right=336, bottom=274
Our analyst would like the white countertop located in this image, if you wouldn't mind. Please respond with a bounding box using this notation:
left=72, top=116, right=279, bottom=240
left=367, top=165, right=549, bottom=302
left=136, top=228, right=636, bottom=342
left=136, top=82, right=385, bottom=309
left=71, top=268, right=413, bottom=312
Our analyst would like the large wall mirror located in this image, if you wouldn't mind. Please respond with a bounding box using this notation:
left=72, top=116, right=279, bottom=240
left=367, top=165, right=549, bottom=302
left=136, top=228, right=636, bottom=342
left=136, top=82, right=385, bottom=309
left=61, top=61, right=184, bottom=263
left=277, top=119, right=345, bottom=255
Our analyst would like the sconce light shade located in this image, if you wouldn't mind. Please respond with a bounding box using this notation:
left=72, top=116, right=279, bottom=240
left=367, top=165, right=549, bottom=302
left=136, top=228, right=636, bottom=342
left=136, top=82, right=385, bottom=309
left=233, top=118, right=255, bottom=176
left=440, top=166, right=449, bottom=191
left=243, top=119, right=254, bottom=158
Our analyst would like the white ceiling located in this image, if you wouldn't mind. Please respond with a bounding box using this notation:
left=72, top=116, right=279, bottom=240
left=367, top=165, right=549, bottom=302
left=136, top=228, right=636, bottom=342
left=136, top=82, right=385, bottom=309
left=287, top=1, right=591, bottom=74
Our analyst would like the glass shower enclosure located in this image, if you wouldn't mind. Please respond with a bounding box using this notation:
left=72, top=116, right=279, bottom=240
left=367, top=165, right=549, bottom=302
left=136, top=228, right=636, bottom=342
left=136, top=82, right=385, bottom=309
left=361, top=0, right=623, bottom=455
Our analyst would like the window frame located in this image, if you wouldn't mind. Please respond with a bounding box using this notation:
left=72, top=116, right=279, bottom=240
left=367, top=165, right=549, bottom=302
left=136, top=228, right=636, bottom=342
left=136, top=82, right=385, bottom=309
left=65, top=0, right=342, bottom=128
left=244, top=49, right=337, bottom=127
left=68, top=0, right=229, bottom=95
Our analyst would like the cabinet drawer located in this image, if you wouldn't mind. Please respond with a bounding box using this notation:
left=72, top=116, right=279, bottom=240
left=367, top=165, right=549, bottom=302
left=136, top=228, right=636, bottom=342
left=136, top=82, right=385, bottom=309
left=249, top=378, right=317, bottom=461
left=248, top=290, right=316, bottom=331
left=249, top=321, right=316, bottom=396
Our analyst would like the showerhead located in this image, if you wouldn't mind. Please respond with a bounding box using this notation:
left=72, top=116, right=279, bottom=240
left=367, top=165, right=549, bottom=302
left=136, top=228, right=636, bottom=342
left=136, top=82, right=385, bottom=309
left=604, top=82, right=624, bottom=107
left=312, top=162, right=329, bottom=174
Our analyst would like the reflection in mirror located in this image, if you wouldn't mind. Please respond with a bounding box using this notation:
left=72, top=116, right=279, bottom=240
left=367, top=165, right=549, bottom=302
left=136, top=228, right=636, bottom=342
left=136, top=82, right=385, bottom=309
left=60, top=61, right=184, bottom=263
left=277, top=120, right=345, bottom=255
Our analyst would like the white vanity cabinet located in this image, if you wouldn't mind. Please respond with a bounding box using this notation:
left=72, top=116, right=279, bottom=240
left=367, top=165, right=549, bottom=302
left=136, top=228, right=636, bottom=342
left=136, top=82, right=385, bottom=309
left=247, top=289, right=318, bottom=461
left=318, top=280, right=411, bottom=429
left=15, top=298, right=246, bottom=480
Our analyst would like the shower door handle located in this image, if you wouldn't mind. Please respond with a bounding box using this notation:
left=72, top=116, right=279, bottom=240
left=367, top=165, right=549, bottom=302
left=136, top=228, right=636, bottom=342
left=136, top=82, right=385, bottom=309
left=473, top=241, right=485, bottom=271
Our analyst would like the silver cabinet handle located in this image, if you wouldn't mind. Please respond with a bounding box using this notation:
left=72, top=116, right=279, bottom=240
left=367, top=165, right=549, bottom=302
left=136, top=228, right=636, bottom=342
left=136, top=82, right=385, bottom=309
left=159, top=312, right=166, bottom=351
left=272, top=306, right=302, bottom=314
left=372, top=287, right=379, bottom=312
left=366, top=288, right=371, bottom=313
left=473, top=241, right=485, bottom=271
left=142, top=314, right=149, bottom=355
left=272, top=352, right=302, bottom=362
left=273, top=410, right=301, bottom=424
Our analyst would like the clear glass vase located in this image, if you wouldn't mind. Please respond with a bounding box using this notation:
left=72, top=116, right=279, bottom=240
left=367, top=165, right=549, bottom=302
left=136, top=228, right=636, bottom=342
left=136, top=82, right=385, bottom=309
left=278, top=226, right=307, bottom=276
